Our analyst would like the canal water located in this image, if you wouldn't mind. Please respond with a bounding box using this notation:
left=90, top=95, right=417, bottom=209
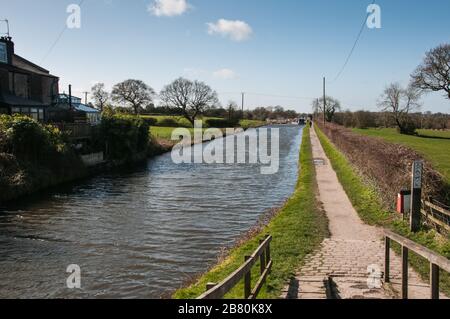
left=0, top=125, right=302, bottom=298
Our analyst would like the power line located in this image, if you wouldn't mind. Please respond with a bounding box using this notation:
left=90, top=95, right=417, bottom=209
left=40, top=0, right=86, bottom=64
left=218, top=92, right=316, bottom=101
left=330, top=0, right=376, bottom=83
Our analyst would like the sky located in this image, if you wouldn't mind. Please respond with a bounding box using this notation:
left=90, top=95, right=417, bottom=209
left=1, top=0, right=449, bottom=113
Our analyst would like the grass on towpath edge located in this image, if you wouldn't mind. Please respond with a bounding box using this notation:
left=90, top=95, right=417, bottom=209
left=315, top=125, right=450, bottom=296
left=173, top=125, right=329, bottom=299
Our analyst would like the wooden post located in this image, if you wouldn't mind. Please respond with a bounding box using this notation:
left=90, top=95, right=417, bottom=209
left=244, top=256, right=251, bottom=299
left=266, top=239, right=271, bottom=263
left=402, top=246, right=409, bottom=299
left=259, top=240, right=266, bottom=275
left=384, top=237, right=391, bottom=283
left=430, top=263, right=440, bottom=300
left=206, top=283, right=216, bottom=292
left=410, top=161, right=423, bottom=232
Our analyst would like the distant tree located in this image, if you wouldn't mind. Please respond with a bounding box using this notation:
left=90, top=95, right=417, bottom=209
left=111, top=80, right=155, bottom=115
left=91, top=83, right=109, bottom=112
left=227, top=101, right=239, bottom=120
left=312, top=96, right=341, bottom=122
left=411, top=43, right=450, bottom=100
left=159, top=78, right=219, bottom=126
left=378, top=83, right=421, bottom=135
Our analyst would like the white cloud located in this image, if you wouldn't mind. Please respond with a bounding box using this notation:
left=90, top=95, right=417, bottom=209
left=148, top=0, right=190, bottom=17
left=213, top=68, right=238, bottom=80
left=207, top=19, right=253, bottom=42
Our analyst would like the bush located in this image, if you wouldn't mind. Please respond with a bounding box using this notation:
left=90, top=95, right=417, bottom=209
left=0, top=115, right=68, bottom=164
left=141, top=117, right=158, bottom=126
left=100, top=114, right=150, bottom=161
left=398, top=121, right=418, bottom=135
left=205, top=118, right=239, bottom=128
left=158, top=118, right=179, bottom=127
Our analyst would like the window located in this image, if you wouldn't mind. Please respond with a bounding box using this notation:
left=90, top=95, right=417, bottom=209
left=0, top=42, right=7, bottom=63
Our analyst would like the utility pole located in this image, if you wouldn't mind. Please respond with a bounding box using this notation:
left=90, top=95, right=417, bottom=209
left=323, top=77, right=326, bottom=126
left=241, top=92, right=245, bottom=119
left=69, top=84, right=72, bottom=109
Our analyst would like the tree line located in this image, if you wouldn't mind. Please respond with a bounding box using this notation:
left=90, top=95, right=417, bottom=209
left=313, top=43, right=449, bottom=134
left=90, top=78, right=300, bottom=125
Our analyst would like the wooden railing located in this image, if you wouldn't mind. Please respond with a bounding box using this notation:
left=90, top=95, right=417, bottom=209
left=421, top=200, right=450, bottom=234
left=197, top=235, right=273, bottom=300
left=384, top=230, right=450, bottom=299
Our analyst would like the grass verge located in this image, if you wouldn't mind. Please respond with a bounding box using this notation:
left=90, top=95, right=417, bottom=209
left=316, top=126, right=450, bottom=296
left=173, top=125, right=329, bottom=299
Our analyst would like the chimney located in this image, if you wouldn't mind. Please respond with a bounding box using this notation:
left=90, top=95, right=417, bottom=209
left=0, top=36, right=14, bottom=65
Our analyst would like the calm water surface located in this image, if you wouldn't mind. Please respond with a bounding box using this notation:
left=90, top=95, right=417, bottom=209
left=0, top=125, right=302, bottom=298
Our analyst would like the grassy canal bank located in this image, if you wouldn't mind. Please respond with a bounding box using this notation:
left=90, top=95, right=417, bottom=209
left=315, top=126, right=450, bottom=296
left=174, top=125, right=329, bottom=299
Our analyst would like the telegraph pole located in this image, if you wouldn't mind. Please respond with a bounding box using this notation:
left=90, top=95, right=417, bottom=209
left=241, top=92, right=245, bottom=119
left=323, top=77, right=326, bottom=126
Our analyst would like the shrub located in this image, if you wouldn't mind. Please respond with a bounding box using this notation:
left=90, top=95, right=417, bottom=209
left=158, top=118, right=179, bottom=127
left=142, top=117, right=158, bottom=126
left=205, top=118, right=239, bottom=128
left=100, top=114, right=150, bottom=161
left=0, top=115, right=68, bottom=164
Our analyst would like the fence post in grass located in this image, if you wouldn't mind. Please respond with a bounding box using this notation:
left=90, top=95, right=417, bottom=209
left=259, top=239, right=266, bottom=275
left=410, top=161, right=423, bottom=233
left=206, top=283, right=216, bottom=292
left=430, top=263, right=440, bottom=300
left=244, top=256, right=251, bottom=299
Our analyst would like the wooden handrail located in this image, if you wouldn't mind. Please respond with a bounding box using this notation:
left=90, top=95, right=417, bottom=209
left=424, top=201, right=450, bottom=218
left=384, top=229, right=450, bottom=299
left=197, top=235, right=273, bottom=300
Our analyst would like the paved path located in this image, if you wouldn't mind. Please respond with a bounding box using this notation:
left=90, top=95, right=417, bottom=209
left=281, top=127, right=442, bottom=299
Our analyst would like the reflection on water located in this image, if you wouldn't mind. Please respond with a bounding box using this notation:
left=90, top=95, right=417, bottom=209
left=0, top=125, right=302, bottom=298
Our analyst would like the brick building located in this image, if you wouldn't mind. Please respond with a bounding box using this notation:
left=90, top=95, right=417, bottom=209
left=0, top=36, right=59, bottom=121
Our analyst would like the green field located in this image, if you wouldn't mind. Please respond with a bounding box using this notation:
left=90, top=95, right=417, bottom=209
left=149, top=119, right=266, bottom=142
left=353, top=128, right=450, bottom=183
left=173, top=126, right=329, bottom=299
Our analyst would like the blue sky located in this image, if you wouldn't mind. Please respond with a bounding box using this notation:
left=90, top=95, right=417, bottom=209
left=1, top=0, right=449, bottom=113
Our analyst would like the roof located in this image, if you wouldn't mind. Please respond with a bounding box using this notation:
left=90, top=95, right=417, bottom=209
left=11, top=54, right=59, bottom=78
left=0, top=94, right=48, bottom=107
left=74, top=103, right=101, bottom=114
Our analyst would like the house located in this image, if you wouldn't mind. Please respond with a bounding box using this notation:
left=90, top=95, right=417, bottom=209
left=0, top=36, right=59, bottom=121
left=53, top=93, right=101, bottom=125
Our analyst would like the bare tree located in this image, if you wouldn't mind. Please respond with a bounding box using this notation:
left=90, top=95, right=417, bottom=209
left=91, top=83, right=109, bottom=112
left=411, top=44, right=450, bottom=99
left=111, top=79, right=155, bottom=115
left=159, top=78, right=219, bottom=126
left=312, top=96, right=341, bottom=122
left=378, top=83, right=421, bottom=134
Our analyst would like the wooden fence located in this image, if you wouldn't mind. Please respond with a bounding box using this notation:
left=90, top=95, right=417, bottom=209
left=421, top=200, right=450, bottom=234
left=384, top=229, right=450, bottom=299
left=197, top=235, right=273, bottom=300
